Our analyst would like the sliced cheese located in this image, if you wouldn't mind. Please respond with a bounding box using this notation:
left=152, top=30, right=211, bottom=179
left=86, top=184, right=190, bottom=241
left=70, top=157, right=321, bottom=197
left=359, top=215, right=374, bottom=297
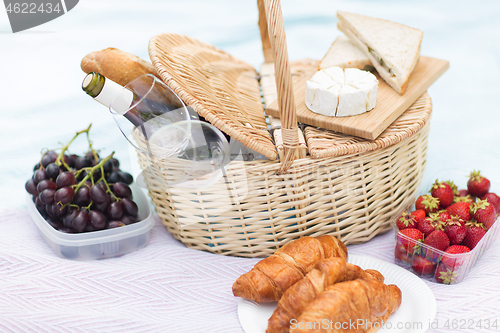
left=344, top=68, right=378, bottom=110
left=305, top=80, right=342, bottom=117
left=305, top=66, right=378, bottom=117
left=337, top=85, right=367, bottom=117
left=323, top=66, right=345, bottom=85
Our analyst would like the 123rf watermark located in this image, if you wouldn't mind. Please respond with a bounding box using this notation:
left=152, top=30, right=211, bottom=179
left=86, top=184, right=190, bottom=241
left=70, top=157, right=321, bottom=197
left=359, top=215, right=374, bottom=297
left=290, top=318, right=499, bottom=331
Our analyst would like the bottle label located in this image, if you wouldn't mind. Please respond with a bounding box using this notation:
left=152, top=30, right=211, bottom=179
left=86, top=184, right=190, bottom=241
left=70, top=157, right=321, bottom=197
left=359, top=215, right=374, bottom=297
left=97, top=78, right=134, bottom=115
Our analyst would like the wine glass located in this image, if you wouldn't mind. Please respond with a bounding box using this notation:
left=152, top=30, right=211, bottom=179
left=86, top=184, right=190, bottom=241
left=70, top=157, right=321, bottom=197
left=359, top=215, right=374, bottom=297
left=145, top=120, right=230, bottom=189
left=109, top=74, right=192, bottom=151
left=109, top=74, right=230, bottom=189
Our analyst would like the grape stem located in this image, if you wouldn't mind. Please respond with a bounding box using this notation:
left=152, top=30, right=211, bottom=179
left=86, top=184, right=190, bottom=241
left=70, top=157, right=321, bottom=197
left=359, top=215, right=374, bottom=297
left=73, top=152, right=115, bottom=194
left=54, top=124, right=93, bottom=169
left=86, top=129, right=100, bottom=162
left=38, top=148, right=49, bottom=170
left=59, top=153, right=119, bottom=209
left=97, top=173, right=121, bottom=202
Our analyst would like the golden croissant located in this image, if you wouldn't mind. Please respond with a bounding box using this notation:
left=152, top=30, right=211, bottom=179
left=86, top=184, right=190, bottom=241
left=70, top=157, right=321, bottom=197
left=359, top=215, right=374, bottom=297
left=267, top=257, right=384, bottom=333
left=232, top=235, right=348, bottom=302
left=290, top=279, right=402, bottom=333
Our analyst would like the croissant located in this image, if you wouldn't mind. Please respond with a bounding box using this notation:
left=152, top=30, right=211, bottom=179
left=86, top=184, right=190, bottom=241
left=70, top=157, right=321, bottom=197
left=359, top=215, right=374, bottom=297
left=267, top=257, right=384, bottom=333
left=290, top=279, right=402, bottom=333
left=232, top=235, right=347, bottom=302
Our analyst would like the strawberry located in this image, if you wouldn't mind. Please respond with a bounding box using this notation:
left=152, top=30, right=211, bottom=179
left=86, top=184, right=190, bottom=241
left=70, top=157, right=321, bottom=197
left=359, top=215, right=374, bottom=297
left=411, top=255, right=436, bottom=275
left=416, top=214, right=442, bottom=237
left=436, top=210, right=452, bottom=223
left=445, top=180, right=460, bottom=197
left=415, top=194, right=440, bottom=215
left=397, top=228, right=423, bottom=254
left=446, top=202, right=472, bottom=222
left=458, top=189, right=470, bottom=197
left=481, top=192, right=500, bottom=214
left=435, top=262, right=459, bottom=285
left=430, top=180, right=454, bottom=208
left=462, top=222, right=487, bottom=249
left=472, top=199, right=496, bottom=230
left=424, top=229, right=450, bottom=252
left=441, top=245, right=470, bottom=268
left=467, top=170, right=491, bottom=198
left=443, top=216, right=466, bottom=245
left=453, top=195, right=474, bottom=204
left=396, top=211, right=417, bottom=230
left=394, top=245, right=411, bottom=265
left=410, top=209, right=426, bottom=223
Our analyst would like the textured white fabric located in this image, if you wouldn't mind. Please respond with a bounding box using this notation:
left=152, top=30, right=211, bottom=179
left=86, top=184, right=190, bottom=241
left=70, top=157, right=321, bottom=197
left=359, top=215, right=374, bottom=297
left=1, top=207, right=500, bottom=333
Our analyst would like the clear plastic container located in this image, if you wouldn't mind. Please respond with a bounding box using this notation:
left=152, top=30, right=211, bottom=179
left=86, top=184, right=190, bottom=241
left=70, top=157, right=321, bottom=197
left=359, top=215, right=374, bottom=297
left=391, top=168, right=500, bottom=284
left=26, top=184, right=155, bottom=260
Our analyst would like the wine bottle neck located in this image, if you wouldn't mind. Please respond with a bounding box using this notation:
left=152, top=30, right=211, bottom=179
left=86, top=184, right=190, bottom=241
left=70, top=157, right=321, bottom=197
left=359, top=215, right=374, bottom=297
left=82, top=72, right=133, bottom=115
left=82, top=72, right=105, bottom=97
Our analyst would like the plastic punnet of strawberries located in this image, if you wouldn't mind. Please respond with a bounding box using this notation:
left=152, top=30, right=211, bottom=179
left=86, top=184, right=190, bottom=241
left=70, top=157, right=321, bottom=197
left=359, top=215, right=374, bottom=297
left=394, top=171, right=500, bottom=285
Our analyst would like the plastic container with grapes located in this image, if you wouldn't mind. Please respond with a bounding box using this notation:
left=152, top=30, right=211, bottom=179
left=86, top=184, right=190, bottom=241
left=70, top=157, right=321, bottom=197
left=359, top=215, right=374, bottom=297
left=391, top=169, right=500, bottom=285
left=26, top=183, right=155, bottom=260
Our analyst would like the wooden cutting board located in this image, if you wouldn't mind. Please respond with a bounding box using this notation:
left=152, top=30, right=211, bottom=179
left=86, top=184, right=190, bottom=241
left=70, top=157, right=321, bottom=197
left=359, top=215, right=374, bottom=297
left=265, top=56, right=449, bottom=140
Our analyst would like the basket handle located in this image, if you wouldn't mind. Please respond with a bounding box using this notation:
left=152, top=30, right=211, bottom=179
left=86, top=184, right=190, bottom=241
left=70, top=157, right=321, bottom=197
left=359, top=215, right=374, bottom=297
left=258, top=0, right=299, bottom=173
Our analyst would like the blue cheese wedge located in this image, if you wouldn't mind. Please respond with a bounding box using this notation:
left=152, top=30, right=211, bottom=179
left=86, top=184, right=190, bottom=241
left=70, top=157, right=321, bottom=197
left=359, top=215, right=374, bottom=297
left=305, top=66, right=378, bottom=117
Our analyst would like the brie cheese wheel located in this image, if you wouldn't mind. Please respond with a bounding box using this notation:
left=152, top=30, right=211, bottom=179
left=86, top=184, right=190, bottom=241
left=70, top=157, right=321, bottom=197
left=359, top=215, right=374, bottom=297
left=305, top=66, right=378, bottom=117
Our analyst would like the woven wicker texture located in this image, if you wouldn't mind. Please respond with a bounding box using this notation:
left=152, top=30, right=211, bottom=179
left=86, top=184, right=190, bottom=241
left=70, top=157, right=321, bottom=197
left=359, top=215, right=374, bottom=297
left=305, top=92, right=432, bottom=158
left=135, top=115, right=430, bottom=257
left=136, top=0, right=433, bottom=257
left=261, top=0, right=299, bottom=172
left=148, top=33, right=277, bottom=160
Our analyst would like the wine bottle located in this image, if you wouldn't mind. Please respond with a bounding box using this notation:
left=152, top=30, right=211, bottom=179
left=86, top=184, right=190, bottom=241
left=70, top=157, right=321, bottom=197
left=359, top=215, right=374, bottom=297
left=82, top=71, right=231, bottom=143
left=82, top=71, right=179, bottom=128
left=82, top=72, right=234, bottom=165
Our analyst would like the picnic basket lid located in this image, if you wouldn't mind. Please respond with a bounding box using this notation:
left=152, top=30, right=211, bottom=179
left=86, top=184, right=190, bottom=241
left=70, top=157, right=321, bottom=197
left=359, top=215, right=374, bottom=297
left=149, top=0, right=433, bottom=172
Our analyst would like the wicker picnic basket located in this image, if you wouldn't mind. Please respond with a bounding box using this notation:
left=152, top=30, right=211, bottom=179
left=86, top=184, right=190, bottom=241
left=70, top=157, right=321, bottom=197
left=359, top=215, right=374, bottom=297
left=137, top=0, right=432, bottom=257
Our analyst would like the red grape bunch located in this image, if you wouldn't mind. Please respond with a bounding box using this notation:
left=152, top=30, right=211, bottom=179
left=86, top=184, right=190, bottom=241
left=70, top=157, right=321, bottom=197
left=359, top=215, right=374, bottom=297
left=25, top=124, right=139, bottom=233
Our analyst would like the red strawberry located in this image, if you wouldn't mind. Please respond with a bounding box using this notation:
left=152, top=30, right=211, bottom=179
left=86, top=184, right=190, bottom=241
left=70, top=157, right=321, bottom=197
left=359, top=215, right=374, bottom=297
left=443, top=216, right=467, bottom=245
left=445, top=180, right=459, bottom=197
left=416, top=214, right=442, bottom=237
left=397, top=228, right=423, bottom=254
left=424, top=229, right=450, bottom=252
left=467, top=170, right=491, bottom=198
left=462, top=222, right=487, bottom=249
left=410, top=209, right=426, bottom=223
left=415, top=194, right=440, bottom=215
left=396, top=211, right=417, bottom=230
left=435, top=262, right=459, bottom=285
left=458, top=189, right=470, bottom=197
left=481, top=192, right=500, bottom=214
left=394, top=245, right=411, bottom=265
left=430, top=180, right=454, bottom=208
left=446, top=202, right=472, bottom=221
left=472, top=199, right=496, bottom=230
left=411, top=255, right=436, bottom=275
left=441, top=245, right=470, bottom=268
left=437, top=210, right=452, bottom=223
